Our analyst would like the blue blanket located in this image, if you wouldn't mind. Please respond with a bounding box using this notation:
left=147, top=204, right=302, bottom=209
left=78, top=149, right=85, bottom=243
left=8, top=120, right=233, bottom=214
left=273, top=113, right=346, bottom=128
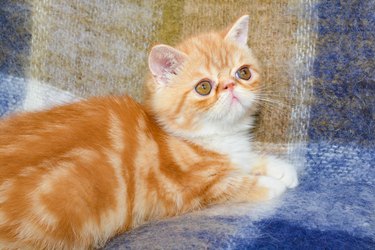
left=1, top=0, right=374, bottom=249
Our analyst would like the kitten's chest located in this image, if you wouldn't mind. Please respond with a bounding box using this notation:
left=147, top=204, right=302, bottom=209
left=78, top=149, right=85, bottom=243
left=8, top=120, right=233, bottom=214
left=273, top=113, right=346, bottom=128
left=198, top=134, right=256, bottom=172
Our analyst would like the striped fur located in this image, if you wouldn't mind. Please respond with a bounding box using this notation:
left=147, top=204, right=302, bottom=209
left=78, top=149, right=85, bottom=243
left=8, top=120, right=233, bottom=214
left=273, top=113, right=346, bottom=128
left=0, top=16, right=297, bottom=249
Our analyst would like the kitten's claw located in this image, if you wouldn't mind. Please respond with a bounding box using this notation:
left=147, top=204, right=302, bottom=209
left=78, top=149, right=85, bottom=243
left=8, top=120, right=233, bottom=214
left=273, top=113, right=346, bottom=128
left=265, top=157, right=299, bottom=188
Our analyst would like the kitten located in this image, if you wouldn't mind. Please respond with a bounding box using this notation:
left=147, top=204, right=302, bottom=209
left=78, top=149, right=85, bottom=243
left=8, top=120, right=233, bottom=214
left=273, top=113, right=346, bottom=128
left=0, top=15, right=297, bottom=249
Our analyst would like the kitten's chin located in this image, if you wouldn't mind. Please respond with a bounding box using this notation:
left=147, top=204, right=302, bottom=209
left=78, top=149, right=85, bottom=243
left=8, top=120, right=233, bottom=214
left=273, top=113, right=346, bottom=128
left=212, top=107, right=253, bottom=129
left=207, top=93, right=256, bottom=125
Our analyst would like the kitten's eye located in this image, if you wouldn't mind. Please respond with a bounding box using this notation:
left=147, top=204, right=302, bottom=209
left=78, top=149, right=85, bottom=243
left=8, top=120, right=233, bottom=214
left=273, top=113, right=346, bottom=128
left=235, top=66, right=251, bottom=80
left=195, top=80, right=212, bottom=96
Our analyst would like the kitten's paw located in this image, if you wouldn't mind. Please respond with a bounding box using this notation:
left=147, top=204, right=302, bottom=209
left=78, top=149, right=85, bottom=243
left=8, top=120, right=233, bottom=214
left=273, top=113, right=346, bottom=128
left=265, top=157, right=298, bottom=188
left=257, top=176, right=287, bottom=200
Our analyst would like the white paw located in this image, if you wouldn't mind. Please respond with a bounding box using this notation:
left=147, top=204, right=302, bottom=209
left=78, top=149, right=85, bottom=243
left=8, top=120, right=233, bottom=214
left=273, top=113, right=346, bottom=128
left=265, top=156, right=299, bottom=188
left=258, top=176, right=287, bottom=199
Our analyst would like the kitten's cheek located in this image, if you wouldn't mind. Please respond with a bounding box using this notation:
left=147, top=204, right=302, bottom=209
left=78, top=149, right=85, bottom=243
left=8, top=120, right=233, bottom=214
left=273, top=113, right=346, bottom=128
left=235, top=94, right=254, bottom=108
left=244, top=97, right=255, bottom=107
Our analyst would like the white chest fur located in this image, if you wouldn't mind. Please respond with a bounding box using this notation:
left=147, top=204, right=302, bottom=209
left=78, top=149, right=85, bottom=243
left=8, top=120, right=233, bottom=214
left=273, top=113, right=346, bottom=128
left=193, top=132, right=257, bottom=173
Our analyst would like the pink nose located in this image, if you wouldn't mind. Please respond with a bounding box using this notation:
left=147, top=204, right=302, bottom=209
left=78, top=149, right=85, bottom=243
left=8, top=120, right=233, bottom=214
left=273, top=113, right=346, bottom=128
left=223, top=82, right=235, bottom=90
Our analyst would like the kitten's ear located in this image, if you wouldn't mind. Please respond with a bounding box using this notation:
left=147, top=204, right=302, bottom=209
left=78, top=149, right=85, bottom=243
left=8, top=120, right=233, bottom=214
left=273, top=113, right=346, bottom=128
left=224, top=15, right=250, bottom=47
left=148, top=45, right=187, bottom=86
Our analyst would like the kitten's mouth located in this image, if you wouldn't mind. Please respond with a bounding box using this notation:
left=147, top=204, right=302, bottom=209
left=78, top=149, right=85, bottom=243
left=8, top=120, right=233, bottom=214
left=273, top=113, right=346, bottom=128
left=230, top=93, right=241, bottom=105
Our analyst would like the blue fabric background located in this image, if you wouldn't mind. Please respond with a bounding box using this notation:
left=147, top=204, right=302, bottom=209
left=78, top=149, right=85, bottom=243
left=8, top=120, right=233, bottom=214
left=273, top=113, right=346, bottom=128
left=309, top=0, right=375, bottom=145
left=0, top=0, right=30, bottom=116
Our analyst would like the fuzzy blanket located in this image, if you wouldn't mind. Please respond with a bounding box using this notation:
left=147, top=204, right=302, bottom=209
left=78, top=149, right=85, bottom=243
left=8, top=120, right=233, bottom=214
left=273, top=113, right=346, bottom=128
left=1, top=0, right=374, bottom=249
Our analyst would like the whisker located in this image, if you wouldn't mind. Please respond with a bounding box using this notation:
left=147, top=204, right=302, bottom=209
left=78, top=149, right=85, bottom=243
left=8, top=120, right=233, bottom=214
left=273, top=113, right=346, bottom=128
left=256, top=102, right=286, bottom=110
left=253, top=97, right=290, bottom=112
left=256, top=94, right=289, bottom=99
left=253, top=91, right=291, bottom=98
left=255, top=97, right=287, bottom=105
left=255, top=92, right=298, bottom=102
left=256, top=103, right=288, bottom=112
left=255, top=102, right=282, bottom=109
left=251, top=85, right=289, bottom=92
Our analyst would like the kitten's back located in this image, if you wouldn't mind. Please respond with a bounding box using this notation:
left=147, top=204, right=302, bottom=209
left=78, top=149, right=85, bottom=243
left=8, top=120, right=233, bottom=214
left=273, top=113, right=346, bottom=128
left=0, top=96, right=151, bottom=248
left=1, top=96, right=142, bottom=174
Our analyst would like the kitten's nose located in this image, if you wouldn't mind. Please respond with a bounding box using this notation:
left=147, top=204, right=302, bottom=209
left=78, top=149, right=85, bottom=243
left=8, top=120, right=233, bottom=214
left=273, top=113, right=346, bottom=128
left=223, top=82, right=236, bottom=90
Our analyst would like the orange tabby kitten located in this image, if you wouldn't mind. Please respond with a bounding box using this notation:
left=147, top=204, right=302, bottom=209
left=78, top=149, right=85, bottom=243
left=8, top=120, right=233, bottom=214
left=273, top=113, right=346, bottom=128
left=0, top=16, right=298, bottom=249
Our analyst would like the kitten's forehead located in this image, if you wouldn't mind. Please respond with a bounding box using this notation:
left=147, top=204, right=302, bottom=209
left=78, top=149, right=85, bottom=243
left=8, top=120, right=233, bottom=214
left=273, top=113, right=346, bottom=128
left=178, top=33, right=256, bottom=75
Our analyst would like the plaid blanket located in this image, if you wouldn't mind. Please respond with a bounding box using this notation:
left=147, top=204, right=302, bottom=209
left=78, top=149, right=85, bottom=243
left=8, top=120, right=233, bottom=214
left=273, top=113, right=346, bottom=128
left=1, top=0, right=374, bottom=248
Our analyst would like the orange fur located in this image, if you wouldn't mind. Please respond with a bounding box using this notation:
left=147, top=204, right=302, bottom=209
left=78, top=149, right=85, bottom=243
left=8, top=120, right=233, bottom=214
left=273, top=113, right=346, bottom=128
left=0, top=16, right=297, bottom=249
left=0, top=97, right=264, bottom=249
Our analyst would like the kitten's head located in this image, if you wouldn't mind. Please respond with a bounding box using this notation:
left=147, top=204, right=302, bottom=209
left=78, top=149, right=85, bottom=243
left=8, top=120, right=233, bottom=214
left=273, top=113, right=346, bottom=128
left=146, top=15, right=261, bottom=137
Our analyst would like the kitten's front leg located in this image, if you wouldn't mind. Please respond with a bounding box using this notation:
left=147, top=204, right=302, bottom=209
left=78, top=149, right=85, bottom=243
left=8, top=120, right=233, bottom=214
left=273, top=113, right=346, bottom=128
left=206, top=158, right=298, bottom=203
left=222, top=156, right=299, bottom=202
